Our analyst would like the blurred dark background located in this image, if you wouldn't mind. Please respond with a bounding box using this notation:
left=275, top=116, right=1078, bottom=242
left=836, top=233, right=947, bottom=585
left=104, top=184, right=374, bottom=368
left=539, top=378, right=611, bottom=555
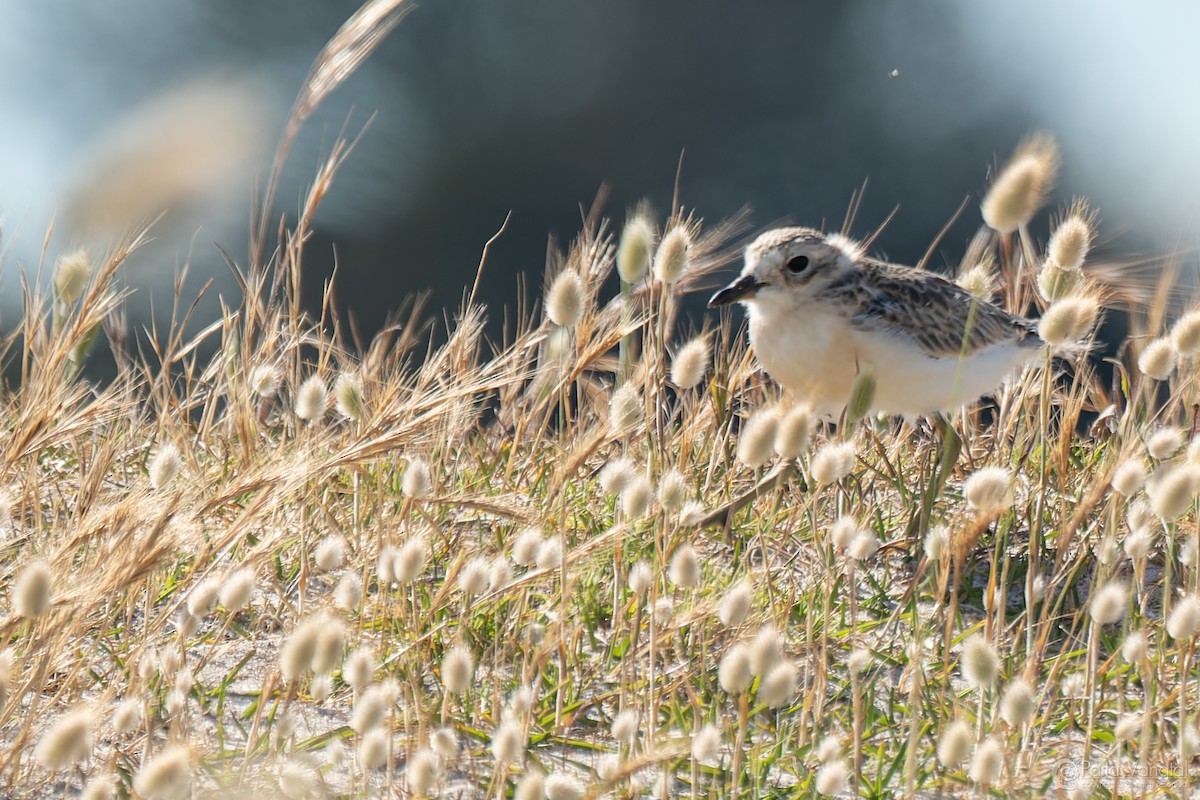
left=2, top=0, right=1198, bottom=346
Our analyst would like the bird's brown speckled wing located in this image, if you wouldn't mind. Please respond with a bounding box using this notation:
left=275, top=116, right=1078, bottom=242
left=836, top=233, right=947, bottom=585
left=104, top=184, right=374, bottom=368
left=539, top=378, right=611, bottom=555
left=830, top=261, right=1040, bottom=359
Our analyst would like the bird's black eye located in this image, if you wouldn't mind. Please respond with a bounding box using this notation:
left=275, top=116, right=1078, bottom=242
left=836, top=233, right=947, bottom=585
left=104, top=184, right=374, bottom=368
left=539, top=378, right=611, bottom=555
left=785, top=255, right=810, bottom=274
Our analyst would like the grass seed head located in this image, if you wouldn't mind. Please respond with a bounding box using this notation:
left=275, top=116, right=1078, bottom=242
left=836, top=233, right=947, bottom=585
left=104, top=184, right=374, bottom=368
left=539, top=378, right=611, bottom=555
left=816, top=735, right=843, bottom=764
left=1147, top=426, right=1184, bottom=460
left=1111, top=459, right=1147, bottom=497
left=830, top=516, right=860, bottom=550
left=35, top=707, right=92, bottom=770
left=621, top=475, right=654, bottom=518
left=250, top=364, right=280, bottom=397
left=489, top=556, right=513, bottom=589
left=402, top=457, right=433, bottom=499
left=1138, top=337, right=1178, bottom=381
left=334, top=572, right=362, bottom=611
left=459, top=556, right=490, bottom=595
left=599, top=457, right=637, bottom=495
left=810, top=441, right=857, bottom=485
left=961, top=634, right=1000, bottom=690
left=133, top=745, right=192, bottom=800
left=1121, top=630, right=1148, bottom=664
left=1036, top=263, right=1081, bottom=302
left=545, top=772, right=586, bottom=800
left=1038, top=295, right=1098, bottom=346
left=53, top=249, right=92, bottom=305
left=815, top=760, right=849, bottom=796
left=658, top=469, right=690, bottom=511
left=491, top=720, right=525, bottom=765
left=82, top=775, right=116, bottom=800
left=113, top=698, right=142, bottom=733
left=847, top=529, right=880, bottom=561
left=609, top=384, right=643, bottom=435
left=668, top=544, right=701, bottom=589
left=406, top=748, right=438, bottom=796
left=1046, top=205, right=1094, bottom=271
left=981, top=134, right=1059, bottom=234
left=737, top=407, right=780, bottom=468
left=344, top=646, right=375, bottom=691
left=692, top=724, right=721, bottom=763
left=1115, top=713, right=1141, bottom=741
left=616, top=213, right=655, bottom=283
left=937, top=720, right=973, bottom=768
left=186, top=577, right=220, bottom=618
left=14, top=559, right=52, bottom=618
left=149, top=443, right=183, bottom=489
left=671, top=336, right=710, bottom=389
left=358, top=729, right=389, bottom=769
left=442, top=644, right=475, bottom=696
left=1171, top=308, right=1200, bottom=357
left=718, top=643, right=753, bottom=693
left=652, top=597, right=674, bottom=625
left=1090, top=581, right=1128, bottom=625
left=395, top=533, right=430, bottom=583
left=536, top=537, right=564, bottom=570
left=924, top=526, right=949, bottom=562
left=717, top=580, right=753, bottom=628
left=353, top=684, right=390, bottom=733
left=545, top=270, right=586, bottom=327
left=775, top=406, right=814, bottom=458
left=277, top=760, right=318, bottom=800
left=749, top=624, right=783, bottom=677
left=611, top=709, right=638, bottom=745
left=958, top=262, right=995, bottom=298
left=310, top=674, right=333, bottom=703
left=1124, top=528, right=1154, bottom=562
left=294, top=375, right=328, bottom=422
left=653, top=226, right=691, bottom=285
left=334, top=372, right=366, bottom=420
left=218, top=567, right=255, bottom=613
left=969, top=737, right=1004, bottom=785
left=999, top=678, right=1036, bottom=727
left=511, top=527, right=544, bottom=566
left=314, top=536, right=347, bottom=572
left=312, top=617, right=346, bottom=675
left=1148, top=464, right=1200, bottom=521
left=432, top=727, right=460, bottom=760
left=848, top=648, right=872, bottom=676
left=964, top=466, right=1013, bottom=516
left=280, top=616, right=322, bottom=681
left=627, top=561, right=653, bottom=595
left=1167, top=594, right=1200, bottom=640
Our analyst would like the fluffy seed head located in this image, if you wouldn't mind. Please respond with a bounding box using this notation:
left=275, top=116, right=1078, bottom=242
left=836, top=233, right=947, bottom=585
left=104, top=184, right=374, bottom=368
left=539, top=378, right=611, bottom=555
left=1148, top=465, right=1200, bottom=521
left=816, top=735, right=843, bottom=764
left=309, top=674, right=333, bottom=703
left=1111, top=459, right=1147, bottom=497
left=14, top=559, right=52, bottom=618
left=1061, top=672, right=1086, bottom=699
left=431, top=727, right=460, bottom=760
left=54, top=249, right=92, bottom=305
left=845, top=369, right=876, bottom=423
left=250, top=364, right=280, bottom=396
left=1139, top=337, right=1178, bottom=381
left=442, top=644, right=475, bottom=696
left=458, top=556, right=490, bottom=595
left=280, top=616, right=323, bottom=681
left=489, top=556, right=513, bottom=589
left=1090, top=581, right=1128, bottom=625
left=810, top=441, right=857, bottom=485
left=815, top=761, right=849, bottom=796
left=658, top=469, right=690, bottom=511
left=621, top=475, right=654, bottom=518
left=692, top=724, right=721, bottom=763
left=924, top=526, right=950, bottom=563
left=611, top=709, right=638, bottom=745
left=616, top=213, right=654, bottom=283
left=609, top=384, right=642, bottom=435
left=961, top=634, right=1000, bottom=690
left=334, top=572, right=362, bottom=611
left=718, top=580, right=753, bottom=627
left=545, top=773, right=586, bottom=800
left=218, top=567, right=255, bottom=613
left=402, top=457, right=433, bottom=499
left=511, top=527, right=544, bottom=566
left=968, top=737, right=1004, bottom=785
left=150, top=443, right=182, bottom=489
left=671, top=336, right=710, bottom=389
left=334, top=373, right=366, bottom=420
left=545, top=270, right=586, bottom=327
left=775, top=406, right=814, bottom=458
left=652, top=597, right=675, bottom=625
left=964, top=466, right=1013, bottom=516
left=1167, top=594, right=1200, bottom=640
left=395, top=533, right=430, bottom=583
left=312, top=618, right=346, bottom=675
left=668, top=544, right=701, bottom=588
left=999, top=678, right=1036, bottom=727
left=277, top=760, right=318, bottom=800
left=599, top=457, right=637, bottom=495
left=1121, top=630, right=1148, bottom=664
left=737, top=407, right=781, bottom=468
left=82, top=775, right=116, bottom=800
left=749, top=624, right=783, bottom=676
left=358, top=729, right=389, bottom=770
left=113, top=697, right=142, bottom=733
left=514, top=771, right=544, bottom=800
left=718, top=643, right=753, bottom=693
left=406, top=748, right=438, bottom=795
left=35, top=708, right=92, bottom=769
left=1148, top=427, right=1184, bottom=460
left=829, top=516, right=860, bottom=550
left=938, top=720, right=973, bottom=768
left=314, top=535, right=347, bottom=572
left=1172, top=308, right=1200, bottom=357
left=294, top=375, right=328, bottom=422
left=1036, top=263, right=1080, bottom=302
left=1038, top=295, right=1098, bottom=346
left=133, top=745, right=192, bottom=800
left=1115, top=714, right=1142, bottom=741
left=1046, top=206, right=1094, bottom=271
left=491, top=720, right=525, bottom=765
left=536, top=537, right=564, bottom=570
left=343, top=646, right=375, bottom=691
left=981, top=134, right=1059, bottom=233
left=847, top=530, right=880, bottom=562
left=958, top=262, right=995, bottom=298
left=186, top=577, right=220, bottom=618
left=627, top=561, right=653, bottom=595
left=1124, top=528, right=1154, bottom=563
left=653, top=226, right=691, bottom=285
left=352, top=685, right=390, bottom=733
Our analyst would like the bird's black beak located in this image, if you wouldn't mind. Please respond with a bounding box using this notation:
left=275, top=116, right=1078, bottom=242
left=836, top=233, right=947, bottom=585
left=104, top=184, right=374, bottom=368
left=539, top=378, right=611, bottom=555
left=708, top=275, right=764, bottom=307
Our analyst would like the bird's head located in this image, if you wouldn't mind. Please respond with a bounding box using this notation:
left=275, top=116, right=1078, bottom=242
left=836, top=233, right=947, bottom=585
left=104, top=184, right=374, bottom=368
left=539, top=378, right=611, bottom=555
left=708, top=227, right=860, bottom=310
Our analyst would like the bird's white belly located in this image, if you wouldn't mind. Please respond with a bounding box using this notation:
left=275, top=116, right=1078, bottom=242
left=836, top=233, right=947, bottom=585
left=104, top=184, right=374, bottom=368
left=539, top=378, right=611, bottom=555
left=748, top=306, right=1037, bottom=416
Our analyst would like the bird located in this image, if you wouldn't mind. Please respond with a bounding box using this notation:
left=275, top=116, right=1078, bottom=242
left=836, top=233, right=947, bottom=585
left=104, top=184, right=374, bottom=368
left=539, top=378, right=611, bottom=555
left=709, top=227, right=1043, bottom=417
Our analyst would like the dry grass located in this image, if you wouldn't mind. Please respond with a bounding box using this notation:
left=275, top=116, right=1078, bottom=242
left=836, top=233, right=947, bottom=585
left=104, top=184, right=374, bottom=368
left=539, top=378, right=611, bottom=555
left=2, top=6, right=1200, bottom=800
